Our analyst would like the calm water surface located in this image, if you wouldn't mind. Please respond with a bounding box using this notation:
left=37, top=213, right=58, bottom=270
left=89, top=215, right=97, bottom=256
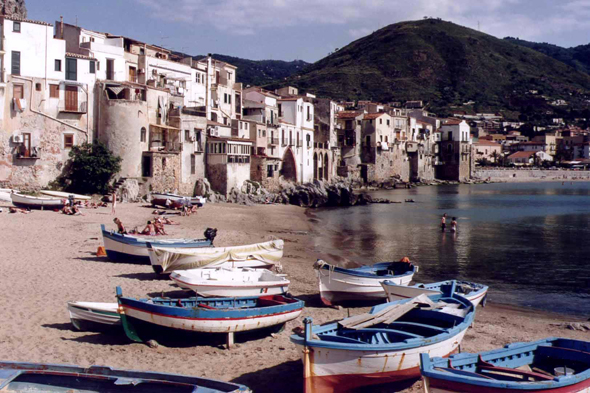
left=310, top=182, right=590, bottom=316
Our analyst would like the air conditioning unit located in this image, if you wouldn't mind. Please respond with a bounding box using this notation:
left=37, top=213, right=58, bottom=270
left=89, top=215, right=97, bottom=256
left=189, top=135, right=196, bottom=142
left=12, top=135, right=23, bottom=143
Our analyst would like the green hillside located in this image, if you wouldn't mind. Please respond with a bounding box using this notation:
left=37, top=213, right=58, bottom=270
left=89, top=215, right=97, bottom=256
left=505, top=37, right=590, bottom=75
left=270, top=19, right=590, bottom=118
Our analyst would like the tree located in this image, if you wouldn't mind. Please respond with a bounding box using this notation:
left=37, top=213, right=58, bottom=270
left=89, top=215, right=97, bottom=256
left=64, top=142, right=122, bottom=195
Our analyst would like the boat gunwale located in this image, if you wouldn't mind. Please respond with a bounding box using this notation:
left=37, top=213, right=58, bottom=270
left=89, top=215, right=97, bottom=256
left=101, top=225, right=211, bottom=248
left=290, top=293, right=475, bottom=351
left=317, top=261, right=418, bottom=279
left=420, top=337, right=590, bottom=390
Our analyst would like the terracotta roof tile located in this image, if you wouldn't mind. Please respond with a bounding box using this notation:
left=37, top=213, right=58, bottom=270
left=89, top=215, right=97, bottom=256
left=3, top=15, right=51, bottom=26
left=508, top=151, right=536, bottom=159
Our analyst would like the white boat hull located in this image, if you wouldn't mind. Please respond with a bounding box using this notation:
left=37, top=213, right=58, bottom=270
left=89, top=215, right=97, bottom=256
left=0, top=188, right=17, bottom=202
left=170, top=268, right=289, bottom=297
left=103, top=235, right=148, bottom=258
left=67, top=302, right=120, bottom=330
left=40, top=190, right=91, bottom=200
left=123, top=305, right=302, bottom=333
left=302, top=329, right=467, bottom=392
left=11, top=193, right=65, bottom=209
left=317, top=268, right=414, bottom=304
left=383, top=284, right=488, bottom=308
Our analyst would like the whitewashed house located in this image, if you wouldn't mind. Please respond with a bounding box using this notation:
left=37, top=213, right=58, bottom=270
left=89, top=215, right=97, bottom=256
left=0, top=16, right=96, bottom=189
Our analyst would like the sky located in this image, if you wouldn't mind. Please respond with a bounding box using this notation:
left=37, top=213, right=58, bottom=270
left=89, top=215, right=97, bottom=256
left=26, top=0, right=590, bottom=63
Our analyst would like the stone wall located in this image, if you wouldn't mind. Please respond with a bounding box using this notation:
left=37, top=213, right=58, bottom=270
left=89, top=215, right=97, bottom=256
left=207, top=163, right=228, bottom=195
left=473, top=169, right=590, bottom=181
left=147, top=152, right=180, bottom=192
left=0, top=0, right=27, bottom=18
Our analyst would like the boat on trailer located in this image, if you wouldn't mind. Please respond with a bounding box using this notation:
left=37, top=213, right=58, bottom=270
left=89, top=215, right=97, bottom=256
left=116, top=286, right=304, bottom=348
left=382, top=279, right=489, bottom=307
left=10, top=192, right=66, bottom=209
left=100, top=224, right=214, bottom=264
left=150, top=192, right=206, bottom=208
left=148, top=239, right=284, bottom=274
left=420, top=337, right=590, bottom=393
left=170, top=267, right=290, bottom=297
left=0, top=360, right=250, bottom=392
left=313, top=258, right=418, bottom=305
left=67, top=301, right=120, bottom=331
left=290, top=283, right=475, bottom=392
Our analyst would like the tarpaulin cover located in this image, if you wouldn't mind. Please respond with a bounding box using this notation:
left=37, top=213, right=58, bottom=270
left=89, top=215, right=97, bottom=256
left=150, top=239, right=284, bottom=272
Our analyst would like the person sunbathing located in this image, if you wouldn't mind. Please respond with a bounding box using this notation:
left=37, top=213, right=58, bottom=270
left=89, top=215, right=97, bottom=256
left=154, top=218, right=168, bottom=235
left=161, top=217, right=178, bottom=225
left=113, top=217, right=127, bottom=234
left=9, top=207, right=30, bottom=214
left=62, top=206, right=73, bottom=215
left=139, top=221, right=156, bottom=236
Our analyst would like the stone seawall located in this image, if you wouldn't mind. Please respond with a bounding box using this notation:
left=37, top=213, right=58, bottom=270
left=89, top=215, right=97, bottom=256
left=474, top=169, right=590, bottom=181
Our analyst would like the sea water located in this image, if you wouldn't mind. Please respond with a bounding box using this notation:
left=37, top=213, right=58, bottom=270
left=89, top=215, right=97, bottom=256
left=310, top=181, right=590, bottom=316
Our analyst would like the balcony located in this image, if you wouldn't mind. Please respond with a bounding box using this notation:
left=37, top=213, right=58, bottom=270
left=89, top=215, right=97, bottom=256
left=268, top=138, right=279, bottom=146
left=281, top=139, right=288, bottom=147
left=59, top=101, right=88, bottom=114
left=296, top=140, right=302, bottom=147
left=194, top=142, right=204, bottom=153
left=149, top=140, right=181, bottom=152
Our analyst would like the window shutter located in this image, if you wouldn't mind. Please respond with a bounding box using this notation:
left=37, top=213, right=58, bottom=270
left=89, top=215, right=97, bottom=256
left=11, top=51, right=20, bottom=75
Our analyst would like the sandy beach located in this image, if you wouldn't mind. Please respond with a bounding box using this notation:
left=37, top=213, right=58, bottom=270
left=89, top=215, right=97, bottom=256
left=0, top=199, right=588, bottom=392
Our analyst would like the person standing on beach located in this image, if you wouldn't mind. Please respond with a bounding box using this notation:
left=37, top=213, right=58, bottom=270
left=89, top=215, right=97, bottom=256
left=111, top=191, right=117, bottom=215
left=441, top=213, right=447, bottom=232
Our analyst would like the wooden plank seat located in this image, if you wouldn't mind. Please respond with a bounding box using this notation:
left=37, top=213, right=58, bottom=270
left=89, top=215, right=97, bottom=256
left=387, top=321, right=447, bottom=337
left=476, top=356, right=553, bottom=381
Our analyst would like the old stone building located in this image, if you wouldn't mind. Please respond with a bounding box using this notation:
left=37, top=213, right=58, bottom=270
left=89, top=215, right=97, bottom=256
left=0, top=16, right=96, bottom=189
left=437, top=119, right=473, bottom=181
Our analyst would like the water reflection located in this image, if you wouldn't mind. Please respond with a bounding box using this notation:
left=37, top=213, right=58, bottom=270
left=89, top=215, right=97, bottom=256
left=311, top=182, right=590, bottom=316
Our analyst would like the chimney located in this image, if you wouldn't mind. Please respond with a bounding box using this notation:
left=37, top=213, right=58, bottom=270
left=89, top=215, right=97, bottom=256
left=60, top=16, right=64, bottom=39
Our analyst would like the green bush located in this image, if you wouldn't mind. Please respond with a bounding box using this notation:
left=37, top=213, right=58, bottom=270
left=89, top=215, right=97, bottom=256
left=64, top=142, right=122, bottom=195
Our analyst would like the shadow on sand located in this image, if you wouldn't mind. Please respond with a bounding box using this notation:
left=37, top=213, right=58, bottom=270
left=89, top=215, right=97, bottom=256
left=231, top=360, right=302, bottom=393
left=115, top=272, right=167, bottom=281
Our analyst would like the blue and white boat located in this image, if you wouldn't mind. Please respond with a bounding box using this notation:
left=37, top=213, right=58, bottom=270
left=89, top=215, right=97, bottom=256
left=290, top=285, right=475, bottom=392
left=116, top=287, right=304, bottom=347
left=100, top=224, right=214, bottom=263
left=420, top=338, right=590, bottom=393
left=382, top=279, right=489, bottom=307
left=0, top=360, right=250, bottom=392
left=313, top=258, right=418, bottom=305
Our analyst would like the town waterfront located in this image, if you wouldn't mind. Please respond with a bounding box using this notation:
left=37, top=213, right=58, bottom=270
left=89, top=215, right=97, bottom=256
left=310, top=181, right=590, bottom=316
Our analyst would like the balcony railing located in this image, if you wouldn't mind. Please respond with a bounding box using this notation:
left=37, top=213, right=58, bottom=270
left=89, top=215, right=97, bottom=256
left=194, top=142, right=203, bottom=153
left=281, top=139, right=288, bottom=147
left=268, top=138, right=279, bottom=146
left=149, top=141, right=181, bottom=152
left=296, top=140, right=302, bottom=147
left=59, top=101, right=88, bottom=114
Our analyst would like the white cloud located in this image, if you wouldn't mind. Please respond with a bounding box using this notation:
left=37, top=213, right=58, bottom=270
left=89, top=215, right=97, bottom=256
left=133, top=0, right=590, bottom=46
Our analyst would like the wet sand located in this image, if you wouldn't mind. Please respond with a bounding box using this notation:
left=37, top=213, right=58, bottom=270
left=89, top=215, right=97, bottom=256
left=0, top=200, right=587, bottom=392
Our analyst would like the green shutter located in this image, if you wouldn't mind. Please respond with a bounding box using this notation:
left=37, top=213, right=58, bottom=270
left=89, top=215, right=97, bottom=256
left=11, top=51, right=20, bottom=75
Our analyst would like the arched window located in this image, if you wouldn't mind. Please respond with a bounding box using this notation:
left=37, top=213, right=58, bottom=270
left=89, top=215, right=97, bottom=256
left=140, top=127, right=146, bottom=142
left=306, top=134, right=311, bottom=148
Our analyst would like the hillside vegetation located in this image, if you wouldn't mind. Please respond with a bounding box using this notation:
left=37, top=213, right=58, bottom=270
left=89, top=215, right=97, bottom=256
left=269, top=19, right=590, bottom=118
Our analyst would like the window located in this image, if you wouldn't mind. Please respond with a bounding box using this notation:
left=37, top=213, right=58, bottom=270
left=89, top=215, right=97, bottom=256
left=55, top=59, right=61, bottom=72
left=89, top=61, right=95, bottom=74
left=49, top=84, right=59, bottom=98
left=65, top=58, right=77, bottom=81
left=13, top=21, right=20, bottom=33
left=11, top=51, right=20, bottom=75
left=379, top=119, right=382, bottom=124
left=63, top=134, right=74, bottom=149
left=13, top=84, right=24, bottom=99
left=140, top=127, right=146, bottom=142
left=106, top=59, right=114, bottom=80
left=191, top=154, right=196, bottom=175
left=35, top=83, right=41, bottom=91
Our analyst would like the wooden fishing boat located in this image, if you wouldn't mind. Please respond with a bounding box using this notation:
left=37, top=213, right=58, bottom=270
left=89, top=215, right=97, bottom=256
left=420, top=337, right=590, bottom=393
left=170, top=267, right=290, bottom=297
left=313, top=258, right=418, bottom=305
left=10, top=192, right=65, bottom=209
left=67, top=301, right=120, bottom=331
left=290, top=285, right=475, bottom=393
left=101, top=224, right=214, bottom=263
left=151, top=192, right=206, bottom=208
left=116, top=286, right=304, bottom=347
left=148, top=239, right=284, bottom=274
left=40, top=189, right=92, bottom=200
left=0, top=188, right=17, bottom=202
left=382, top=279, right=489, bottom=307
left=0, top=360, right=250, bottom=392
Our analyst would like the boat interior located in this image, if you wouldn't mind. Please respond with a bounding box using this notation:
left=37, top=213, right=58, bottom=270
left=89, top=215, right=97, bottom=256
left=435, top=343, right=590, bottom=382
left=148, top=294, right=294, bottom=309
left=318, top=300, right=467, bottom=345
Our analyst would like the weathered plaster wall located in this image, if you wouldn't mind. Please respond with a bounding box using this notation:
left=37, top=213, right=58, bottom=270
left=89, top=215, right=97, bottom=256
left=148, top=152, right=180, bottom=192
left=98, top=97, right=149, bottom=178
